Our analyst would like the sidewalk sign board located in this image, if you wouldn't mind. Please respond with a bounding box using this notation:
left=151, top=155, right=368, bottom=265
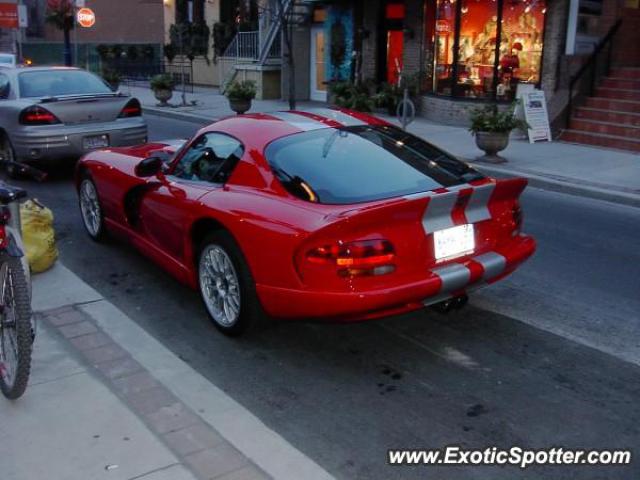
left=523, top=89, right=552, bottom=143
left=0, top=3, right=18, bottom=29
left=513, top=83, right=535, bottom=140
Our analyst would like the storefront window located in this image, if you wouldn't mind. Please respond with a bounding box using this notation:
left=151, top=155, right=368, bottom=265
left=498, top=0, right=545, bottom=99
left=456, top=0, right=498, bottom=98
left=426, top=0, right=546, bottom=101
left=433, top=0, right=456, bottom=95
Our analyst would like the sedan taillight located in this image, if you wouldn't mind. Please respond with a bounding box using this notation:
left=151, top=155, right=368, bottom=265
left=118, top=99, right=142, bottom=118
left=19, top=105, right=61, bottom=125
left=306, top=239, right=396, bottom=277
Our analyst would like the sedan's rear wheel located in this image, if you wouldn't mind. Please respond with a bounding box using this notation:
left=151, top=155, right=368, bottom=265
left=0, top=135, right=18, bottom=179
left=198, top=232, right=264, bottom=336
left=79, top=177, right=107, bottom=241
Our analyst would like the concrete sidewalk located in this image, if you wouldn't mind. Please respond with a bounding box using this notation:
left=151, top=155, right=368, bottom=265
left=0, top=263, right=334, bottom=480
left=123, top=83, right=640, bottom=207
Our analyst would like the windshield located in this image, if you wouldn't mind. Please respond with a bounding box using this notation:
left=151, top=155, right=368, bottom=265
left=18, top=69, right=112, bottom=98
left=265, top=125, right=484, bottom=205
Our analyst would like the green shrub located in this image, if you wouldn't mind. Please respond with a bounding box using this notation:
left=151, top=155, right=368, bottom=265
left=150, top=73, right=175, bottom=91
left=469, top=103, right=528, bottom=134
left=330, top=81, right=374, bottom=112
left=225, top=80, right=257, bottom=101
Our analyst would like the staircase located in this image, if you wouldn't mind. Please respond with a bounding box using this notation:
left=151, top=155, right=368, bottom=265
left=562, top=67, right=640, bottom=152
left=218, top=0, right=312, bottom=96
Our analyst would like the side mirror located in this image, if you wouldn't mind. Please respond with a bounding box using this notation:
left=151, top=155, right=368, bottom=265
left=135, top=156, right=163, bottom=178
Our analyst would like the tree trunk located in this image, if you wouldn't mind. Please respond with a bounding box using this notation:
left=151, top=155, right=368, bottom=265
left=63, top=27, right=72, bottom=66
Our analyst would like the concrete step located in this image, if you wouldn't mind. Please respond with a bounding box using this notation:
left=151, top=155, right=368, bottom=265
left=601, top=77, right=640, bottom=90
left=569, top=118, right=640, bottom=138
left=574, top=107, right=640, bottom=126
left=560, top=129, right=640, bottom=152
left=586, top=96, right=640, bottom=113
left=610, top=67, right=640, bottom=79
left=596, top=87, right=640, bottom=101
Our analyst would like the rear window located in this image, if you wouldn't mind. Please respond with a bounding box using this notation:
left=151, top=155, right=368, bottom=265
left=18, top=70, right=112, bottom=98
left=265, top=125, right=484, bottom=204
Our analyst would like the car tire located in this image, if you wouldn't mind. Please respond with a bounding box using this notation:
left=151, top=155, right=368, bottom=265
left=0, top=134, right=19, bottom=180
left=197, top=231, right=265, bottom=336
left=78, top=176, right=108, bottom=242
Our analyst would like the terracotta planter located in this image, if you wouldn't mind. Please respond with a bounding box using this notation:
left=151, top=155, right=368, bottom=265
left=474, top=131, right=510, bottom=163
left=228, top=98, right=252, bottom=115
left=153, top=88, right=173, bottom=107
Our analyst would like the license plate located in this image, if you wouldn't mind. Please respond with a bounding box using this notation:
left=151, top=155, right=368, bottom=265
left=83, top=134, right=109, bottom=150
left=434, top=224, right=475, bottom=260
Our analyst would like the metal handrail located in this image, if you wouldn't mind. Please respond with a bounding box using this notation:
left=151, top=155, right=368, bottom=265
left=257, top=0, right=292, bottom=65
left=567, top=19, right=623, bottom=126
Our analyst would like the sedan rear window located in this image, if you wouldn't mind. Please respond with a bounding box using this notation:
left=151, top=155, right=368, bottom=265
left=18, top=70, right=112, bottom=98
left=265, top=125, right=484, bottom=204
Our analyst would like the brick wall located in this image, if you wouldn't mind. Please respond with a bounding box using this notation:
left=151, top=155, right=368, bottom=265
left=402, top=0, right=424, bottom=77
left=361, top=0, right=381, bottom=81
left=612, top=8, right=640, bottom=66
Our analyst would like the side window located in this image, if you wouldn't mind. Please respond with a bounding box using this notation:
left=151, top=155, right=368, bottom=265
left=172, top=132, right=243, bottom=184
left=0, top=74, right=10, bottom=100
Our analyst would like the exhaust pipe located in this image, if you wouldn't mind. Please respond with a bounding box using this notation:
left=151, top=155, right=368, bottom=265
left=431, top=294, right=469, bottom=314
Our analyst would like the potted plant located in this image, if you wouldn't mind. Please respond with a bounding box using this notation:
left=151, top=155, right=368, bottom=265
left=225, top=80, right=257, bottom=114
left=469, top=103, right=527, bottom=163
left=101, top=69, right=121, bottom=91
left=150, top=73, right=175, bottom=107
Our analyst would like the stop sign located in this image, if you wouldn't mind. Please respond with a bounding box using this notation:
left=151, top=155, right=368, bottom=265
left=76, top=7, right=95, bottom=28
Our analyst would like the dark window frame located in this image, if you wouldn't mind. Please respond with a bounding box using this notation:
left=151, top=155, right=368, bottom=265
left=169, top=131, right=244, bottom=185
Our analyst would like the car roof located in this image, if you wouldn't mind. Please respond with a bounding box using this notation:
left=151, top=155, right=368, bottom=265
left=205, top=108, right=392, bottom=150
left=0, top=65, right=83, bottom=74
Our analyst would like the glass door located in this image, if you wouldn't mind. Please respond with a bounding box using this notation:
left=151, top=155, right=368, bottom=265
left=310, top=25, right=327, bottom=102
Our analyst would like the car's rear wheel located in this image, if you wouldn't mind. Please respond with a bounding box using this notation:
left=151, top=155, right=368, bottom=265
left=79, top=177, right=107, bottom=242
left=197, top=231, right=264, bottom=336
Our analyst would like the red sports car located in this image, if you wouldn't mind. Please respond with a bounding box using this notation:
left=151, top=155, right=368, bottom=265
left=76, top=108, right=536, bottom=335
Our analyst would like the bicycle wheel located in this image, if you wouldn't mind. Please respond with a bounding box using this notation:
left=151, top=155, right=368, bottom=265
left=0, top=254, right=33, bottom=400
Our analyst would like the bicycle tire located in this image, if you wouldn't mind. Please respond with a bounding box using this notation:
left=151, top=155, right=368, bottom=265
left=0, top=255, right=33, bottom=400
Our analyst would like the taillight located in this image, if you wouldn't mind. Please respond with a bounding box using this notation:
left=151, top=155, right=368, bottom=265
left=306, top=239, right=396, bottom=277
left=118, top=99, right=142, bottom=118
left=19, top=105, right=61, bottom=125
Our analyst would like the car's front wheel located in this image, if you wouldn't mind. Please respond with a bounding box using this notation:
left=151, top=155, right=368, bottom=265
left=197, top=231, right=263, bottom=336
left=79, top=177, right=107, bottom=242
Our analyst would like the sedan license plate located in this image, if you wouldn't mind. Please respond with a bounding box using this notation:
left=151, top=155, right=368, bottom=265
left=434, top=224, right=475, bottom=260
left=83, top=134, right=109, bottom=150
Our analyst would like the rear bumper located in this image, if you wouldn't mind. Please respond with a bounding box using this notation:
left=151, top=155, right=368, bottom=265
left=256, top=235, right=536, bottom=320
left=11, top=117, right=147, bottom=163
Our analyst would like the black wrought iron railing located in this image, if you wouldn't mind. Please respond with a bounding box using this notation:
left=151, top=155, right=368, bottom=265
left=566, top=19, right=623, bottom=127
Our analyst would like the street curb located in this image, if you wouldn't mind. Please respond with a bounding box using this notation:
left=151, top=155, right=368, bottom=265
left=142, top=106, right=640, bottom=208
left=32, top=263, right=335, bottom=480
left=143, top=106, right=217, bottom=125
left=469, top=162, right=640, bottom=209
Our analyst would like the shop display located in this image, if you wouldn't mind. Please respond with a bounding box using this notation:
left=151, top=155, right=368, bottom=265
left=427, top=0, right=546, bottom=100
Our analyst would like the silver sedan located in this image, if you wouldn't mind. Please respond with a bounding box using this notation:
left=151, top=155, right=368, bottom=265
left=0, top=65, right=147, bottom=173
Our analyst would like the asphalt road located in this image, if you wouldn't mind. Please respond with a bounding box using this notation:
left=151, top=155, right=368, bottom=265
left=10, top=113, right=640, bottom=480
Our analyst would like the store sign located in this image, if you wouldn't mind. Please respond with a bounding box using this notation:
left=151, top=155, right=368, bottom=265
left=76, top=7, right=96, bottom=28
left=0, top=3, right=18, bottom=29
left=436, top=20, right=450, bottom=33
left=523, top=90, right=552, bottom=143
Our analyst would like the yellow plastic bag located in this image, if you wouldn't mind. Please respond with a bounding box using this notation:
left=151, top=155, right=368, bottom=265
left=20, top=199, right=58, bottom=273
